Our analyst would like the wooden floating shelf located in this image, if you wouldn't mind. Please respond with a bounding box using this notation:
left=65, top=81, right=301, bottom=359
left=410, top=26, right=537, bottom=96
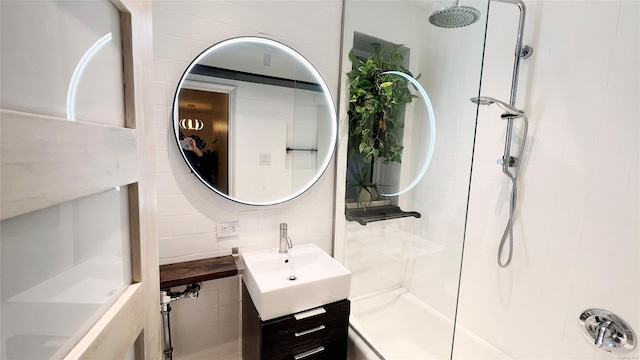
left=159, top=255, right=238, bottom=290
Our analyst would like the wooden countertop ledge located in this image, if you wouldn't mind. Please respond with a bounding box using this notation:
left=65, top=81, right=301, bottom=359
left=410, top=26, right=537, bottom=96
left=160, top=255, right=238, bottom=290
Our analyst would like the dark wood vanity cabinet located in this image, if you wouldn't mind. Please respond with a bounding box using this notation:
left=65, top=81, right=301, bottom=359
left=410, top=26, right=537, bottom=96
left=242, top=282, right=350, bottom=360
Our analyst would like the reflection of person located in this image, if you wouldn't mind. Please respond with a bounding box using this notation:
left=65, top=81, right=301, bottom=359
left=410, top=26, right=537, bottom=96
left=185, top=137, right=203, bottom=157
left=181, top=134, right=218, bottom=187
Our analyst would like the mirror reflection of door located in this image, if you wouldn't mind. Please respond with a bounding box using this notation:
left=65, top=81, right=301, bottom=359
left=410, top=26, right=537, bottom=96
left=178, top=89, right=229, bottom=194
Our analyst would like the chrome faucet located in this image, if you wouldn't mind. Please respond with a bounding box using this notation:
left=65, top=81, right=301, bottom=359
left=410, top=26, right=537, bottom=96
left=279, top=223, right=293, bottom=254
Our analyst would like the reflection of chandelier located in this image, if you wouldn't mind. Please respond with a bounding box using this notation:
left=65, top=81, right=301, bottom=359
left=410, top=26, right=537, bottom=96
left=180, top=117, right=204, bottom=130
left=180, top=104, right=204, bottom=130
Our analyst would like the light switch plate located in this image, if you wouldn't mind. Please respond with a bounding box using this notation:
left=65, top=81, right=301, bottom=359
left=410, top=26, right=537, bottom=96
left=260, top=153, right=271, bottom=166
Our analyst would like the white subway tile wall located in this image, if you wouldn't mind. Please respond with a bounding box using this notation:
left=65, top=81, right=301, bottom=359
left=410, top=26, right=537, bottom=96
left=169, top=277, right=241, bottom=359
left=455, top=1, right=639, bottom=358
left=152, top=1, right=342, bottom=358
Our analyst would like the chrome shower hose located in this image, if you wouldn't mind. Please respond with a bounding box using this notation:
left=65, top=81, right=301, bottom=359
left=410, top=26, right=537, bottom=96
left=497, top=113, right=528, bottom=268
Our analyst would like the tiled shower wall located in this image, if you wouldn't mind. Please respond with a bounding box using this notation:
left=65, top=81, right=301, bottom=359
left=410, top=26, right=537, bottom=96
left=334, top=0, right=426, bottom=300
left=167, top=276, right=241, bottom=360
left=455, top=1, right=639, bottom=358
left=152, top=1, right=342, bottom=358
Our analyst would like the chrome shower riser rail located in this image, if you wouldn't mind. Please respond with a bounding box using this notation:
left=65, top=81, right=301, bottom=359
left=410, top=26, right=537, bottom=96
left=492, top=0, right=531, bottom=105
left=479, top=0, right=533, bottom=268
left=491, top=0, right=532, bottom=213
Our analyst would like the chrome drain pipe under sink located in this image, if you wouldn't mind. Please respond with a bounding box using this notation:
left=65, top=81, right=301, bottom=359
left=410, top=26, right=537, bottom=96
left=160, top=283, right=202, bottom=360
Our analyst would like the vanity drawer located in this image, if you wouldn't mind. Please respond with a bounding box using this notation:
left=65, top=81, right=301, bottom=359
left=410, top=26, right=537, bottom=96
left=287, top=338, right=348, bottom=360
left=262, top=335, right=348, bottom=360
left=261, top=300, right=350, bottom=360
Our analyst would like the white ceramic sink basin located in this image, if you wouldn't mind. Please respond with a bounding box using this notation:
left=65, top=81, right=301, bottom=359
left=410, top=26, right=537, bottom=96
left=242, top=243, right=351, bottom=321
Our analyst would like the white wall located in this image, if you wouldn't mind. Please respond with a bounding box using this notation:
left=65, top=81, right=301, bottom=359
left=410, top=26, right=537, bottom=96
left=152, top=1, right=342, bottom=358
left=454, top=1, right=639, bottom=358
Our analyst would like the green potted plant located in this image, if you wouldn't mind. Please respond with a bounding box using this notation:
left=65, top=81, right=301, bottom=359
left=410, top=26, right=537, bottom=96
left=347, top=43, right=417, bottom=165
left=345, top=43, right=417, bottom=207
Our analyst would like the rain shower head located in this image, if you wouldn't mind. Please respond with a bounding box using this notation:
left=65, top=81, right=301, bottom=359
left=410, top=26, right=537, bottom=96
left=470, top=96, right=524, bottom=116
left=429, top=0, right=480, bottom=28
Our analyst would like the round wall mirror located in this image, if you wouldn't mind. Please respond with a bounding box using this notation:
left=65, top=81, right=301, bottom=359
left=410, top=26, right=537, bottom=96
left=173, top=37, right=337, bottom=205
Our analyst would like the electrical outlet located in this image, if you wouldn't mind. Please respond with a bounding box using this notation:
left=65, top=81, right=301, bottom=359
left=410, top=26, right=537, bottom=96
left=217, top=221, right=239, bottom=238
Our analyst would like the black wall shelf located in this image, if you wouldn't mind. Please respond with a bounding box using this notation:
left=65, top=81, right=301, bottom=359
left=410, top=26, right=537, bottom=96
left=345, top=205, right=421, bottom=226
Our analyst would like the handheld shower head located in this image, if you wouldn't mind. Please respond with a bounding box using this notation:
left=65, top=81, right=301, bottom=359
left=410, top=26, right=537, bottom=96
left=470, top=96, right=524, bottom=115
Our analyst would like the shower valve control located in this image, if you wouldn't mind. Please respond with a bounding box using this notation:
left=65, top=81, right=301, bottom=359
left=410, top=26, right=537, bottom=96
left=579, top=309, right=636, bottom=353
left=497, top=156, right=519, bottom=167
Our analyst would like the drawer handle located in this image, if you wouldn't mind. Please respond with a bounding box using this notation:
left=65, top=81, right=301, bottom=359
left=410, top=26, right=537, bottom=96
left=295, top=325, right=326, bottom=337
left=294, top=307, right=326, bottom=320
left=294, top=346, right=325, bottom=360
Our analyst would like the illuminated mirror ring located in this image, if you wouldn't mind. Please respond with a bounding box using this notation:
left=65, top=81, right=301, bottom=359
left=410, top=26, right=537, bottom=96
left=378, top=71, right=436, bottom=197
left=173, top=37, right=338, bottom=206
